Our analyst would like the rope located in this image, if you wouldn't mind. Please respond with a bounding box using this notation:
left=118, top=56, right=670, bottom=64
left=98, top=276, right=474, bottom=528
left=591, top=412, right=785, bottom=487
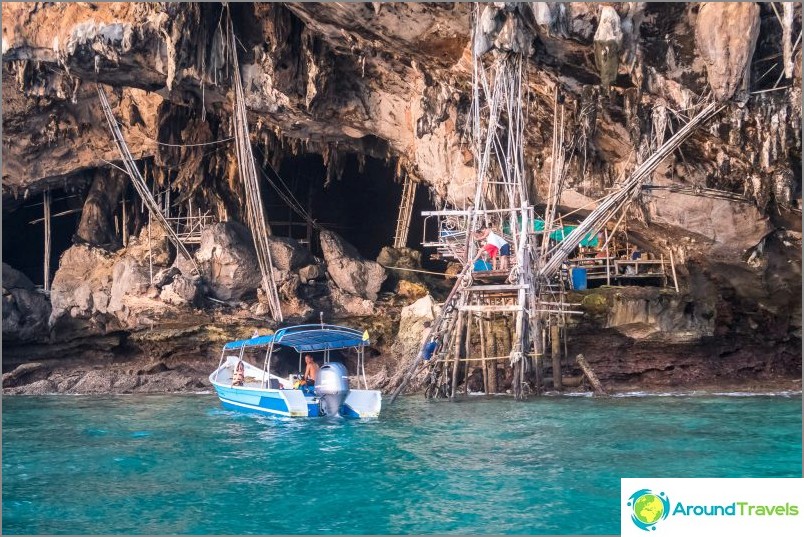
left=97, top=86, right=200, bottom=275
left=253, top=145, right=319, bottom=229
left=133, top=132, right=235, bottom=148
left=228, top=11, right=283, bottom=322
left=378, top=264, right=457, bottom=278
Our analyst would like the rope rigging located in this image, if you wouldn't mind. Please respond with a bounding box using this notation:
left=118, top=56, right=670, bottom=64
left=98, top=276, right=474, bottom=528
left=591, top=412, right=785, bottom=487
left=227, top=10, right=283, bottom=322
left=97, top=85, right=200, bottom=276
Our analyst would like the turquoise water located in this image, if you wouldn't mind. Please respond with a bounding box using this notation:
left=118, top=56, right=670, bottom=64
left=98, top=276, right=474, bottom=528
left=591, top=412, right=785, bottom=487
left=2, top=393, right=801, bottom=534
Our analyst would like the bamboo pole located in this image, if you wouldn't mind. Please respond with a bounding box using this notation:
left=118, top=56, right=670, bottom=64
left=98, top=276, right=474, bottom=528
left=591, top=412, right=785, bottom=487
left=463, top=312, right=472, bottom=395
left=147, top=213, right=153, bottom=286
left=605, top=228, right=611, bottom=286
left=450, top=311, right=465, bottom=399
left=122, top=192, right=128, bottom=247
left=43, top=190, right=51, bottom=291
left=669, top=249, right=679, bottom=293
left=551, top=323, right=562, bottom=390
left=29, top=207, right=83, bottom=224
left=479, top=317, right=489, bottom=394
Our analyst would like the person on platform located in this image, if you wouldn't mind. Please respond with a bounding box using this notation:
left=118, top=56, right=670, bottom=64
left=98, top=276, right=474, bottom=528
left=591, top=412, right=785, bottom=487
left=474, top=226, right=510, bottom=271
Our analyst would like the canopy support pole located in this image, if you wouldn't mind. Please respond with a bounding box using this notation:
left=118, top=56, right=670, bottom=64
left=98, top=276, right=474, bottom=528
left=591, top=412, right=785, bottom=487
left=263, top=341, right=275, bottom=388
left=214, top=349, right=227, bottom=381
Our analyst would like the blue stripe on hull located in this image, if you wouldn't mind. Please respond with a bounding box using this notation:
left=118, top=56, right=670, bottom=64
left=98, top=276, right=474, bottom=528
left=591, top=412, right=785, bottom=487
left=340, top=404, right=360, bottom=418
left=213, top=384, right=305, bottom=417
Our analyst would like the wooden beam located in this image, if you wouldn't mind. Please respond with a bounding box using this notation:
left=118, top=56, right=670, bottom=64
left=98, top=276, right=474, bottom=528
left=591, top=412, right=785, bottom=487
left=450, top=311, right=464, bottom=399
left=459, top=305, right=523, bottom=313
left=576, top=354, right=606, bottom=395
left=479, top=317, right=489, bottom=394
left=43, top=190, right=51, bottom=291
left=551, top=323, right=562, bottom=390
left=669, top=250, right=680, bottom=293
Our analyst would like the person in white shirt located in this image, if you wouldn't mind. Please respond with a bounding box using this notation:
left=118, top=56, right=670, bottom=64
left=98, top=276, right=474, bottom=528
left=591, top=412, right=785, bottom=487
left=474, top=226, right=510, bottom=271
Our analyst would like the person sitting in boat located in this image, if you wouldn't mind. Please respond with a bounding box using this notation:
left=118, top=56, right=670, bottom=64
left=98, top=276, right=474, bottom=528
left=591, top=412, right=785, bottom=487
left=294, top=354, right=319, bottom=389
left=474, top=226, right=510, bottom=271
left=232, top=360, right=245, bottom=387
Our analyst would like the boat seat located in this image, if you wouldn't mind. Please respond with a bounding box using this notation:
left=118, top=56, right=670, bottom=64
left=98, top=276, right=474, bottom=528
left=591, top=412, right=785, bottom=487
left=267, top=378, right=280, bottom=389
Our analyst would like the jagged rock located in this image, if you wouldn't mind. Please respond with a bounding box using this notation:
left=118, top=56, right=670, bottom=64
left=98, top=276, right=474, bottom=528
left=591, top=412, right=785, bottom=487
left=3, top=287, right=52, bottom=343
left=327, top=282, right=376, bottom=317
left=319, top=230, right=386, bottom=301
left=133, top=224, right=175, bottom=268
left=645, top=186, right=771, bottom=254
left=108, top=256, right=151, bottom=312
left=2, top=362, right=44, bottom=386
left=594, top=6, right=622, bottom=90
left=75, top=168, right=126, bottom=248
left=266, top=235, right=314, bottom=271
left=159, top=275, right=199, bottom=306
left=195, top=222, right=261, bottom=301
left=384, top=294, right=439, bottom=393
left=376, top=246, right=424, bottom=284
left=152, top=266, right=180, bottom=288
left=298, top=263, right=325, bottom=282
left=2, top=263, right=35, bottom=290
left=68, top=371, right=115, bottom=394
left=397, top=280, right=428, bottom=301
left=695, top=2, right=760, bottom=101
left=474, top=4, right=534, bottom=57
left=2, top=263, right=51, bottom=343
left=49, top=244, right=115, bottom=328
left=5, top=379, right=56, bottom=395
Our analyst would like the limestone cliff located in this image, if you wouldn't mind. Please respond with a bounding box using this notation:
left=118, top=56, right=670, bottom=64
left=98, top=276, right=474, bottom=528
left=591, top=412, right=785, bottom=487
left=2, top=2, right=801, bottom=394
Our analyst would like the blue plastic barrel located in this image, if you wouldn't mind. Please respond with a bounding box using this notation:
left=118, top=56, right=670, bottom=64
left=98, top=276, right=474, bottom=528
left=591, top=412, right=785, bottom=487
left=473, top=259, right=492, bottom=272
left=570, top=267, right=587, bottom=291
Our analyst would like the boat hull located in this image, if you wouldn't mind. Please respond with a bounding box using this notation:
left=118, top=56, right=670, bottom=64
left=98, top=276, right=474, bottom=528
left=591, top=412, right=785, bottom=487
left=210, top=371, right=382, bottom=418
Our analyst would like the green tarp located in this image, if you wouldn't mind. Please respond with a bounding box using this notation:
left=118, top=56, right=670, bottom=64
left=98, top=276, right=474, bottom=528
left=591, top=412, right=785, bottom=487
left=505, top=218, right=599, bottom=247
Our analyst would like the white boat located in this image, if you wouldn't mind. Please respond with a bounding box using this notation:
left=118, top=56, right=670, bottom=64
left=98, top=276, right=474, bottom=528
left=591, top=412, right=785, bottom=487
left=209, top=324, right=382, bottom=418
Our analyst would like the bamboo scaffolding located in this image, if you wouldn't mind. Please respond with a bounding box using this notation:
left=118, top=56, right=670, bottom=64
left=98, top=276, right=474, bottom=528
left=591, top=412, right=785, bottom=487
left=97, top=86, right=199, bottom=275
left=538, top=101, right=724, bottom=280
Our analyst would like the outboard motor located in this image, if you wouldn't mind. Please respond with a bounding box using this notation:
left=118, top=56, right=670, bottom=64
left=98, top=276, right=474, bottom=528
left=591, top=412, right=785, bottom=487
left=315, top=362, right=350, bottom=416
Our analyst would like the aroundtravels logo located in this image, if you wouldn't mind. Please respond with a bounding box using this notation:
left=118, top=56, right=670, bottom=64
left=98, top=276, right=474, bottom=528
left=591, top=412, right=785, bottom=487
left=622, top=479, right=804, bottom=536
left=627, top=489, right=671, bottom=531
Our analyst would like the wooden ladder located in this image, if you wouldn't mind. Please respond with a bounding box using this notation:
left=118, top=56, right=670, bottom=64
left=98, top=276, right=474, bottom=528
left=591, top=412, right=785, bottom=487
left=393, top=174, right=416, bottom=249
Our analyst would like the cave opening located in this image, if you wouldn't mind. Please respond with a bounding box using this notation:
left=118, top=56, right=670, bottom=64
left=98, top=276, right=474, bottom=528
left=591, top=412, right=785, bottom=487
left=2, top=187, right=83, bottom=286
left=262, top=152, right=439, bottom=269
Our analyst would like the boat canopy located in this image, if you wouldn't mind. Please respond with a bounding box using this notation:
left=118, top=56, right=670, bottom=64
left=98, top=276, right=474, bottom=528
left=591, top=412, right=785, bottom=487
left=223, top=324, right=369, bottom=352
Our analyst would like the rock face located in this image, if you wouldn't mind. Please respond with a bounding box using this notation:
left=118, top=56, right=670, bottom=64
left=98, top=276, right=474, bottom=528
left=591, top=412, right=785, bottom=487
left=2, top=263, right=51, bottom=343
left=382, top=294, right=438, bottom=393
left=159, top=275, right=199, bottom=306
left=320, top=230, right=386, bottom=301
left=376, top=246, right=424, bottom=284
left=593, top=6, right=623, bottom=90
left=195, top=222, right=262, bottom=301
left=645, top=189, right=771, bottom=254
left=1, top=2, right=801, bottom=394
left=75, top=169, right=127, bottom=248
left=265, top=235, right=314, bottom=271
left=695, top=2, right=761, bottom=101
left=108, top=256, right=152, bottom=313
left=49, top=244, right=116, bottom=335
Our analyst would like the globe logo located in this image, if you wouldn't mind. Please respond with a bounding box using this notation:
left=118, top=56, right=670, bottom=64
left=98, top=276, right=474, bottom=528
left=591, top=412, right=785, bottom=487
left=627, top=489, right=670, bottom=531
